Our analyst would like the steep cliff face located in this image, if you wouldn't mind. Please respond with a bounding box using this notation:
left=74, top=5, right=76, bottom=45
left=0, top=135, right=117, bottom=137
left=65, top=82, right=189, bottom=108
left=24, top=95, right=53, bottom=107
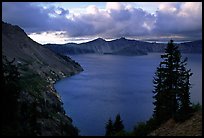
left=2, top=22, right=83, bottom=136
left=2, top=22, right=83, bottom=79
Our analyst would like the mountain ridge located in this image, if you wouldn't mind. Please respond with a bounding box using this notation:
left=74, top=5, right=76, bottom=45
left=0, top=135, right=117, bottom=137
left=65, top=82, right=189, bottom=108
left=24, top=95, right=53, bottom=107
left=44, top=37, right=202, bottom=56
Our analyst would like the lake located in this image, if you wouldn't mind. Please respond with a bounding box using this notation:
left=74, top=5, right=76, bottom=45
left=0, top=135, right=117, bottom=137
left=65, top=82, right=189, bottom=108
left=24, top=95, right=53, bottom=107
left=54, top=53, right=202, bottom=136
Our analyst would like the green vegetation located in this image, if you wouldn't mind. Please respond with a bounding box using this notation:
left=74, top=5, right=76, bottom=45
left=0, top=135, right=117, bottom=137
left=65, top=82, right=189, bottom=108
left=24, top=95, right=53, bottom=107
left=133, top=117, right=158, bottom=136
left=133, top=122, right=149, bottom=136
left=1, top=55, right=42, bottom=135
left=20, top=72, right=47, bottom=99
left=191, top=102, right=202, bottom=112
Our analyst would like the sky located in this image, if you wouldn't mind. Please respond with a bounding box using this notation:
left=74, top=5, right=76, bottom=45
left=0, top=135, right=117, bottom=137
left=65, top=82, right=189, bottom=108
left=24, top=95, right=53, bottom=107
left=2, top=2, right=202, bottom=44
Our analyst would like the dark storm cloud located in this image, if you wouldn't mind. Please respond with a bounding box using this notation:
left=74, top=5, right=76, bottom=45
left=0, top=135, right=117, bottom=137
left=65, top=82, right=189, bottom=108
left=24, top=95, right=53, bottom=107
left=109, top=9, right=131, bottom=21
left=3, top=2, right=49, bottom=32
left=2, top=2, right=69, bottom=33
left=65, top=18, right=95, bottom=37
left=2, top=2, right=202, bottom=40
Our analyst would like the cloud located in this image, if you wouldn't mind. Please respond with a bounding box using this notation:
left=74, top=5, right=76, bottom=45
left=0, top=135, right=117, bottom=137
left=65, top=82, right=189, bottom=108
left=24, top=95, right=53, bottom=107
left=65, top=3, right=155, bottom=38
left=106, top=2, right=124, bottom=11
left=3, top=2, right=48, bottom=32
left=2, top=2, right=202, bottom=42
left=2, top=2, right=69, bottom=33
left=86, top=5, right=99, bottom=14
left=153, top=2, right=202, bottom=40
left=28, top=31, right=67, bottom=44
left=158, top=2, right=178, bottom=13
left=109, top=9, right=131, bottom=21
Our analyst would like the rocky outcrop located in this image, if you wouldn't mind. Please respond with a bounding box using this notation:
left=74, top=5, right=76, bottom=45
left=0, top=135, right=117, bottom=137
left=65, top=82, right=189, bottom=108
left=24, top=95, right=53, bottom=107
left=2, top=21, right=83, bottom=136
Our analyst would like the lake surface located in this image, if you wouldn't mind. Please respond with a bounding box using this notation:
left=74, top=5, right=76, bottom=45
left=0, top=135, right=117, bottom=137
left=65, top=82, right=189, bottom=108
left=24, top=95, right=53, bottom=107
left=54, top=53, right=202, bottom=136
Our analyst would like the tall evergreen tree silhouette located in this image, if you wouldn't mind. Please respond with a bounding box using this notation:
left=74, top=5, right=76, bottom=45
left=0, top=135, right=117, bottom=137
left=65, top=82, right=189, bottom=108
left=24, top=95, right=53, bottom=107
left=152, top=40, right=193, bottom=124
left=2, top=55, right=21, bottom=135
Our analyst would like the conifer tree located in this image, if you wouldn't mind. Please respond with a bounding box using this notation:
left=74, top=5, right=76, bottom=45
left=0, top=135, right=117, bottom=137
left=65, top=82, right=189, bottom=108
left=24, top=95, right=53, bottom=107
left=153, top=64, right=170, bottom=124
left=2, top=55, right=21, bottom=135
left=105, top=114, right=125, bottom=136
left=105, top=118, right=114, bottom=136
left=152, top=40, right=193, bottom=124
left=113, top=114, right=124, bottom=133
left=177, top=57, right=193, bottom=118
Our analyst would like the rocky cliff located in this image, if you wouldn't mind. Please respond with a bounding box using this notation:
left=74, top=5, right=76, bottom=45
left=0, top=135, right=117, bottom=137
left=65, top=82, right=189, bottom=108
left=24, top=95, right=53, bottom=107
left=2, top=21, right=83, bottom=136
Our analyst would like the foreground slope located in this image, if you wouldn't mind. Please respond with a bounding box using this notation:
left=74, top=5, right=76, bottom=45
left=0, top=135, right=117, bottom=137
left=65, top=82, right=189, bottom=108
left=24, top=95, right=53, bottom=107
left=2, top=21, right=83, bottom=136
left=148, top=111, right=202, bottom=136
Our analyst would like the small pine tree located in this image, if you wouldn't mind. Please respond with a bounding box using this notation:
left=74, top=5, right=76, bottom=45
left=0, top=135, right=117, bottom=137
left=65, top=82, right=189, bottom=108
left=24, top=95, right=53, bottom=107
left=105, top=114, right=125, bottom=136
left=105, top=118, right=114, bottom=136
left=113, top=114, right=124, bottom=133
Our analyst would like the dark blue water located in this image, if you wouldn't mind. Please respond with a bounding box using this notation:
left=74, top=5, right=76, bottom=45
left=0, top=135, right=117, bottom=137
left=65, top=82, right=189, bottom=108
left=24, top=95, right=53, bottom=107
left=54, top=53, right=202, bottom=136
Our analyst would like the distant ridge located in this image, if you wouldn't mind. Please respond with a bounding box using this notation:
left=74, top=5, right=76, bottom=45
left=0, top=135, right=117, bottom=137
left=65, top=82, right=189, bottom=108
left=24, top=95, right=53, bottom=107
left=44, top=37, right=202, bottom=55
